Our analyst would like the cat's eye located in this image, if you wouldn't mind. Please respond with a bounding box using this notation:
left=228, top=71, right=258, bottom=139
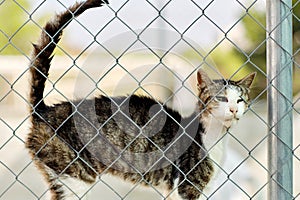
left=237, top=98, right=244, bottom=103
left=215, top=96, right=228, bottom=102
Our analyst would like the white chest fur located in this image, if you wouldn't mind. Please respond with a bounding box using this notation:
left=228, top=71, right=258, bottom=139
left=202, top=114, right=229, bottom=176
left=199, top=87, right=248, bottom=198
left=189, top=115, right=228, bottom=200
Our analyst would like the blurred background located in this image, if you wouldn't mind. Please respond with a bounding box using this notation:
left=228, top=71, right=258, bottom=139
left=0, top=0, right=299, bottom=199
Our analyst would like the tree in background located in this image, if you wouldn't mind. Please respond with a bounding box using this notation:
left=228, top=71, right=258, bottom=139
left=236, top=1, right=299, bottom=96
left=1, top=1, right=299, bottom=96
left=211, top=1, right=300, bottom=97
left=0, top=0, right=47, bottom=56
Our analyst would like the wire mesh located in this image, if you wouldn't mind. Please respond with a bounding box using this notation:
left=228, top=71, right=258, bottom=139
left=0, top=0, right=299, bottom=199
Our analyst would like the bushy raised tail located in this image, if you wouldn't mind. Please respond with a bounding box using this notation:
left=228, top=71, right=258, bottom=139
left=29, top=0, right=108, bottom=111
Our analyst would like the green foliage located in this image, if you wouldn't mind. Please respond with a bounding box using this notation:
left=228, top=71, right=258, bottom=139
left=209, top=48, right=246, bottom=77
left=185, top=3, right=300, bottom=98
left=1, top=1, right=299, bottom=95
left=0, top=1, right=45, bottom=55
left=236, top=3, right=300, bottom=96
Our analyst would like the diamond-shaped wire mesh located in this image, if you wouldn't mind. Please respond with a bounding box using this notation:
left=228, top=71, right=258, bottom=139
left=0, top=0, right=299, bottom=199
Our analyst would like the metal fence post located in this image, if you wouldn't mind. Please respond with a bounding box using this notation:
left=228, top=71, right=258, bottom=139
left=266, top=0, right=293, bottom=199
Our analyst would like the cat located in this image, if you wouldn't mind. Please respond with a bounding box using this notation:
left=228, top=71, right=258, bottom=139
left=25, top=0, right=256, bottom=200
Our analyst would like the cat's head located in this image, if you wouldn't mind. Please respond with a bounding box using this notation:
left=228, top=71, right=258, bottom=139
left=197, top=70, right=256, bottom=129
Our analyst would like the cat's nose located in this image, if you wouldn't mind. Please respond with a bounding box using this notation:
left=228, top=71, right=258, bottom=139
left=230, top=107, right=238, bottom=114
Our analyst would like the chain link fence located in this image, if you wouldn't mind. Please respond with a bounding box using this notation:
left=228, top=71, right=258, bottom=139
left=0, top=0, right=299, bottom=199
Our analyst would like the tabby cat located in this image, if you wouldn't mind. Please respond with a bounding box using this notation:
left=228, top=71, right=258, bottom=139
left=26, top=0, right=256, bottom=199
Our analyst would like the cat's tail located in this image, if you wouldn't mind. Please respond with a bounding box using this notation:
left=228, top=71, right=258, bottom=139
left=29, top=0, right=108, bottom=111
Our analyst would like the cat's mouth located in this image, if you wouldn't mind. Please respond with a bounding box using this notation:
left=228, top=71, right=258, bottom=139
left=224, top=116, right=240, bottom=128
left=224, top=116, right=239, bottom=122
left=233, top=117, right=240, bottom=121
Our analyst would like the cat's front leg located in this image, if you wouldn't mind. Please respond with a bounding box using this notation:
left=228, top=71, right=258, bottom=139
left=160, top=178, right=195, bottom=200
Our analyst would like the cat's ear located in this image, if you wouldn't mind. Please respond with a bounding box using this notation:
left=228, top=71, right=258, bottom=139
left=237, top=72, right=256, bottom=88
left=197, top=70, right=213, bottom=88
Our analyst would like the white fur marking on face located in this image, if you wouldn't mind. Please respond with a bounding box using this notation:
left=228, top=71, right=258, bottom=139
left=200, top=87, right=247, bottom=200
left=200, top=85, right=250, bottom=200
left=210, top=86, right=246, bottom=129
left=202, top=86, right=247, bottom=177
left=226, top=87, right=246, bottom=117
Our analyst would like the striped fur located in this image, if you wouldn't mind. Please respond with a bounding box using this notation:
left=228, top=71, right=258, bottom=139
left=26, top=1, right=256, bottom=199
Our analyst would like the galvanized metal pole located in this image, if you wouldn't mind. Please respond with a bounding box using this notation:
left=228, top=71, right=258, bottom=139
left=266, top=0, right=293, bottom=199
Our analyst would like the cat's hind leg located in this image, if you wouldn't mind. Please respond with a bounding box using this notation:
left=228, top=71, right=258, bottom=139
left=38, top=163, right=96, bottom=200
left=52, top=175, right=94, bottom=200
